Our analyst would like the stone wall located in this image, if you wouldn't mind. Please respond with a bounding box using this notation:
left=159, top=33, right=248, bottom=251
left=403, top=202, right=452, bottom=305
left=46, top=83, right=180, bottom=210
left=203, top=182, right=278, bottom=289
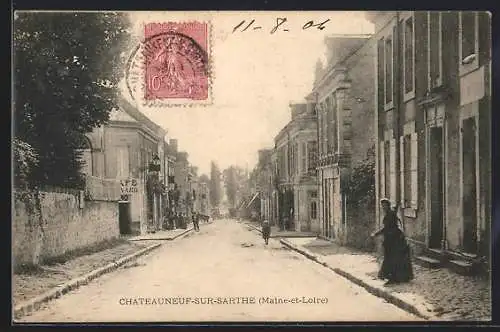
left=12, top=188, right=119, bottom=269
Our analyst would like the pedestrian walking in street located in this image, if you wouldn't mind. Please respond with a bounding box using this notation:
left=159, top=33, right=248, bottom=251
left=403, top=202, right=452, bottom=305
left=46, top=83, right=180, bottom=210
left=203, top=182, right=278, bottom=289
left=371, top=198, right=414, bottom=285
left=262, top=220, right=271, bottom=245
left=192, top=212, right=200, bottom=231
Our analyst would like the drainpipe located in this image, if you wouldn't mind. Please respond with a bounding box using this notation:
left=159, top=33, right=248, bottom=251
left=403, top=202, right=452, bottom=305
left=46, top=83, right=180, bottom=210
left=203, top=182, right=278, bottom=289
left=314, top=92, right=322, bottom=236
left=395, top=11, right=403, bottom=227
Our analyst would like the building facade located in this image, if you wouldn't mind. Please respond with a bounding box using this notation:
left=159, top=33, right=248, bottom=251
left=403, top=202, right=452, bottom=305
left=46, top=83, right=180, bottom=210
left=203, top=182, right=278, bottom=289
left=198, top=181, right=210, bottom=216
left=163, top=139, right=177, bottom=219
left=368, top=11, right=491, bottom=266
left=254, top=149, right=274, bottom=223
left=84, top=97, right=166, bottom=235
left=173, top=149, right=193, bottom=217
left=274, top=103, right=319, bottom=232
left=307, top=35, right=376, bottom=246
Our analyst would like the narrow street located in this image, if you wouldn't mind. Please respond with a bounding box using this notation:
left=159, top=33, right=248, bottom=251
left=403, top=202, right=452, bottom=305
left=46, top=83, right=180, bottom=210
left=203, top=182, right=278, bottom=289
left=19, top=219, right=419, bottom=322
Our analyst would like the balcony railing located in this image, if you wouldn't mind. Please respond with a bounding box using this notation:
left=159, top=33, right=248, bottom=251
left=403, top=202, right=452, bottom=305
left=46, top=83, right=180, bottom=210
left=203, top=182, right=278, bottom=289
left=317, top=153, right=350, bottom=168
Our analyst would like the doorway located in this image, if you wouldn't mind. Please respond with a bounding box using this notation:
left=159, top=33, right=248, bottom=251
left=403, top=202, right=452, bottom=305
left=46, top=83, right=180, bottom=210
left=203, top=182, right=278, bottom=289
left=462, top=117, right=478, bottom=254
left=119, top=201, right=132, bottom=235
left=429, top=126, right=444, bottom=249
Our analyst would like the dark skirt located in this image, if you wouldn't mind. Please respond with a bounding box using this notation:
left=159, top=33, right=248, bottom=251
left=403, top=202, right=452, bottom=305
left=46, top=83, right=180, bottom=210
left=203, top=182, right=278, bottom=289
left=262, top=226, right=271, bottom=239
left=378, top=230, right=414, bottom=282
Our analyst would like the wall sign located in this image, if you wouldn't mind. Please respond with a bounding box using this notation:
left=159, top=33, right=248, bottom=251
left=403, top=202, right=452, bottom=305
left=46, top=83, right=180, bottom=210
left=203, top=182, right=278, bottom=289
left=121, top=178, right=139, bottom=195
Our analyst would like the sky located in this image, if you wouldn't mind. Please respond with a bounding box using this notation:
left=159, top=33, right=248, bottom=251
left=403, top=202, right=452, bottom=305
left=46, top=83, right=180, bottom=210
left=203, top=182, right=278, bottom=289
left=120, top=11, right=374, bottom=175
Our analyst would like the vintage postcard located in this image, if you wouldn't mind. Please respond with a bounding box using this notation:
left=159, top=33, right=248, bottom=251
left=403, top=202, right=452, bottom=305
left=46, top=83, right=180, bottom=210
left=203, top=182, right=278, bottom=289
left=12, top=11, right=491, bottom=323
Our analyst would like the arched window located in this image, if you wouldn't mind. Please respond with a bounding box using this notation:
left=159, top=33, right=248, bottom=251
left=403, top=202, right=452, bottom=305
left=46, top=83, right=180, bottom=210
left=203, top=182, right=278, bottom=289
left=78, top=137, right=93, bottom=176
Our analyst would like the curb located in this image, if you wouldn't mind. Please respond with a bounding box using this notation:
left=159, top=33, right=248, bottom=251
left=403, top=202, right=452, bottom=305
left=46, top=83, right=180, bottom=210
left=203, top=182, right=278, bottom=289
left=128, top=228, right=193, bottom=241
left=246, top=223, right=261, bottom=233
left=127, top=221, right=213, bottom=241
left=13, top=242, right=162, bottom=320
left=279, top=238, right=432, bottom=320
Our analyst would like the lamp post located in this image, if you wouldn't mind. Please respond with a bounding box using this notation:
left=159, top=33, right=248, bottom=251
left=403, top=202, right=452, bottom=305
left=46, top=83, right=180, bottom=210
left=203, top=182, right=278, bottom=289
left=148, top=154, right=161, bottom=232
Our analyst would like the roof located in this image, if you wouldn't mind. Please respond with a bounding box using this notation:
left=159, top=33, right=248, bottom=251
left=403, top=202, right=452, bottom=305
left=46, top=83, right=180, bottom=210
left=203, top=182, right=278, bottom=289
left=116, top=96, right=167, bottom=138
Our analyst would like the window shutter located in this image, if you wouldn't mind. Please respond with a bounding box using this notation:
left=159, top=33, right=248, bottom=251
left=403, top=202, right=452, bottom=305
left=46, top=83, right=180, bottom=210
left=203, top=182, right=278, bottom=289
left=379, top=141, right=385, bottom=197
left=399, top=137, right=405, bottom=207
left=410, top=132, right=419, bottom=209
left=389, top=138, right=397, bottom=203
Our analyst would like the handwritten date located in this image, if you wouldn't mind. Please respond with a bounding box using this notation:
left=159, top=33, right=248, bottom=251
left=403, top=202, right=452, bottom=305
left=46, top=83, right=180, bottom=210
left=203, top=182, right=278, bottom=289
left=232, top=18, right=330, bottom=34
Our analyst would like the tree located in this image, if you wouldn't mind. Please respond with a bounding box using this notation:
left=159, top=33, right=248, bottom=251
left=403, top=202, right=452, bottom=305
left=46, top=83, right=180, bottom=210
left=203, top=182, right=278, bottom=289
left=198, top=174, right=210, bottom=184
left=13, top=12, right=131, bottom=189
left=209, top=161, right=222, bottom=207
left=223, top=165, right=248, bottom=209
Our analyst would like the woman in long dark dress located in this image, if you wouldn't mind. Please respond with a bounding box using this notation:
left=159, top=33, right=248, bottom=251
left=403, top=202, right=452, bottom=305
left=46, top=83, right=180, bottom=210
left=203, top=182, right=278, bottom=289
left=371, top=198, right=414, bottom=285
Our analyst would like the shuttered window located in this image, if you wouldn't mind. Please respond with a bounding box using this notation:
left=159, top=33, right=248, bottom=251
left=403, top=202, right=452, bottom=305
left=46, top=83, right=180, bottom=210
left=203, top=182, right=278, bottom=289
left=384, top=35, right=393, bottom=105
left=400, top=137, right=405, bottom=206
left=379, top=141, right=385, bottom=197
left=301, top=142, right=307, bottom=174
left=399, top=132, right=419, bottom=210
left=410, top=133, right=419, bottom=208
left=389, top=138, right=397, bottom=203
left=117, top=147, right=130, bottom=179
left=404, top=15, right=415, bottom=94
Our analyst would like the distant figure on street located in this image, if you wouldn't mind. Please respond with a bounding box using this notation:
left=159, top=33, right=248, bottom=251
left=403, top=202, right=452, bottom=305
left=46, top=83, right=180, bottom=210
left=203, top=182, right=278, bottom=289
left=175, top=212, right=182, bottom=229
left=371, top=198, right=414, bottom=285
left=192, top=212, right=200, bottom=231
left=179, top=213, right=187, bottom=229
left=262, top=220, right=271, bottom=245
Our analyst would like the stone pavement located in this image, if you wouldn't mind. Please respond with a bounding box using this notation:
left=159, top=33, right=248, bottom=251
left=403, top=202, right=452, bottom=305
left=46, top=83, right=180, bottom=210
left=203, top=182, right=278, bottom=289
left=282, top=237, right=491, bottom=321
left=245, top=221, right=318, bottom=238
left=18, top=219, right=419, bottom=322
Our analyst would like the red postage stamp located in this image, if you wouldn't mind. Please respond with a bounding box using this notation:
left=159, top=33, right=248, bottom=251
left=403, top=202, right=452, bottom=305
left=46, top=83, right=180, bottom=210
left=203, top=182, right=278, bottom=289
left=126, top=21, right=210, bottom=106
left=143, top=22, right=209, bottom=101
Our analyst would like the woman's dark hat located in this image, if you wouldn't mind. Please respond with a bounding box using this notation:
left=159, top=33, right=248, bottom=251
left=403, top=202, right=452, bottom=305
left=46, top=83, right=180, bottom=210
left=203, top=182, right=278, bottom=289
left=380, top=197, right=391, bottom=204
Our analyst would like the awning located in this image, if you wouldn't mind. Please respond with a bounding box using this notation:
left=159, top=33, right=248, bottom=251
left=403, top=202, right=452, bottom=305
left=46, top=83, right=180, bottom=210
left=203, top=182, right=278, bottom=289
left=246, top=192, right=260, bottom=209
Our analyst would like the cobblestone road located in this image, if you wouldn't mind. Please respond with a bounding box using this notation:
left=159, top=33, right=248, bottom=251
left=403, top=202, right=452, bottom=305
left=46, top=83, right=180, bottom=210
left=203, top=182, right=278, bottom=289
left=18, top=219, right=420, bottom=322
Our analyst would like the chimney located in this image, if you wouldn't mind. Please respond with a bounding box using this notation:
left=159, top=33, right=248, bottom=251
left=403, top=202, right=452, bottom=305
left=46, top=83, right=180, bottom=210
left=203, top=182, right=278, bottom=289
left=169, top=139, right=178, bottom=153
left=290, top=103, right=308, bottom=120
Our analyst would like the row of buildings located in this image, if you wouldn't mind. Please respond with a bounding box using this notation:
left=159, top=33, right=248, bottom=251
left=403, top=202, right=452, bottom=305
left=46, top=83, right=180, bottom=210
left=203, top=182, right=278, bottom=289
left=81, top=96, right=210, bottom=235
left=252, top=11, right=491, bottom=270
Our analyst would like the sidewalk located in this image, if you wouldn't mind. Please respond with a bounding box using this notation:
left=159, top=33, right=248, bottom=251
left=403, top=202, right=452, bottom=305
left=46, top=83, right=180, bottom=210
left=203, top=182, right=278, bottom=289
left=13, top=239, right=154, bottom=310
left=12, top=224, right=202, bottom=319
left=13, top=223, right=207, bottom=315
left=281, top=237, right=491, bottom=321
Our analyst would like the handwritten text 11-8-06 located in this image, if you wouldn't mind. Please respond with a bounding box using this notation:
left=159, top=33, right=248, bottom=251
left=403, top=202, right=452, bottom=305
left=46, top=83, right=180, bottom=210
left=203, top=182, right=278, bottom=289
left=232, top=18, right=330, bottom=34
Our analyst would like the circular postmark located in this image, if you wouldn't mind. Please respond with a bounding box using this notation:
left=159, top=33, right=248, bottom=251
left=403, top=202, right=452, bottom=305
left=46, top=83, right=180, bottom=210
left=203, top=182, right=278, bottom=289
left=125, top=30, right=209, bottom=106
